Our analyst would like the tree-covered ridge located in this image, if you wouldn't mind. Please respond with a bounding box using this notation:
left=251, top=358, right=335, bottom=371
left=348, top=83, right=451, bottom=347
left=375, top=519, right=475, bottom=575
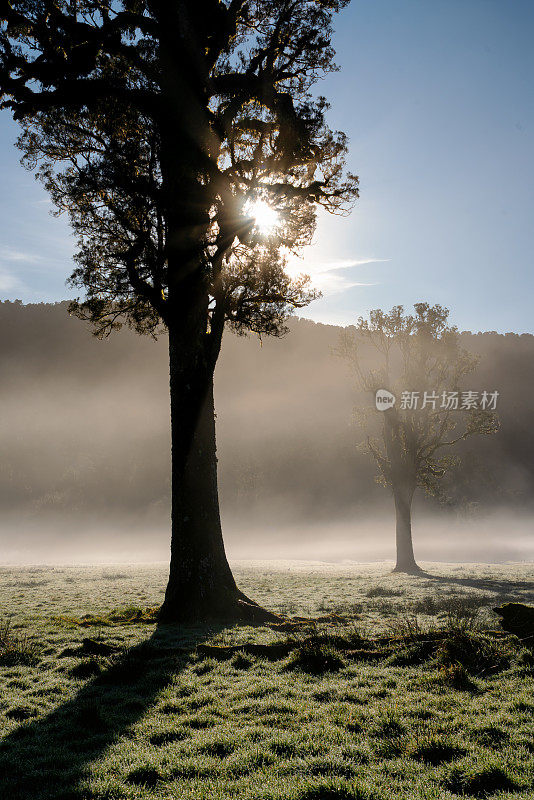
left=0, top=301, right=531, bottom=529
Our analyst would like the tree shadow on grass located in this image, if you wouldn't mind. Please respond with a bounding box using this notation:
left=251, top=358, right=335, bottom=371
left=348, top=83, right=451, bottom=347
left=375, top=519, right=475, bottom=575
left=420, top=571, right=534, bottom=599
left=0, top=622, right=223, bottom=800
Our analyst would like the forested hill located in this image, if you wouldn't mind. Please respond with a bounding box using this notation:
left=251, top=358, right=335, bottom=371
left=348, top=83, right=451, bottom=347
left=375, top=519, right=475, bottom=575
left=0, top=300, right=532, bottom=546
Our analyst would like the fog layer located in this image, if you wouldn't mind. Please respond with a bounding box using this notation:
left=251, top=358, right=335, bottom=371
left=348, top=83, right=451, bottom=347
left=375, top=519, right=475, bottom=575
left=0, top=302, right=532, bottom=563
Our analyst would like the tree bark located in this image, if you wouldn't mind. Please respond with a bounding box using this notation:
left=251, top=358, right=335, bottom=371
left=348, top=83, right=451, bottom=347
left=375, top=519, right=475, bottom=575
left=159, top=323, right=280, bottom=623
left=391, top=484, right=422, bottom=574
left=156, top=14, right=280, bottom=621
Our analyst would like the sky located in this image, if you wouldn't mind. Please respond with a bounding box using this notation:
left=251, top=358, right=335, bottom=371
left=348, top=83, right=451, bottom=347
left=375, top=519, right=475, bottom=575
left=0, top=0, right=533, bottom=333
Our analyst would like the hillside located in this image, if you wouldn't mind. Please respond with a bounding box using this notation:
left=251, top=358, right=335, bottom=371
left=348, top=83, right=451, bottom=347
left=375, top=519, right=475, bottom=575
left=0, top=301, right=532, bottom=561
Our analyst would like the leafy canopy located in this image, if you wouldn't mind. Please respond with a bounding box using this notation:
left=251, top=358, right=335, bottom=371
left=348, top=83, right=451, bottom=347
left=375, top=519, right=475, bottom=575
left=338, top=303, right=499, bottom=497
left=0, top=1, right=358, bottom=346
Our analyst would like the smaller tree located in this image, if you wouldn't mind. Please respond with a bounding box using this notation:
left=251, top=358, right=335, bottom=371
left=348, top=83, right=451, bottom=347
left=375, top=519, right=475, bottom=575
left=338, top=303, right=499, bottom=574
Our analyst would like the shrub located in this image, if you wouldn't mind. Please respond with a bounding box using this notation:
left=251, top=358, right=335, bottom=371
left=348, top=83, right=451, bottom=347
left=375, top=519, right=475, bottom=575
left=6, top=705, right=36, bottom=721
left=149, top=729, right=188, bottom=746
left=446, top=761, right=520, bottom=797
left=0, top=620, right=39, bottom=666
left=297, top=781, right=374, bottom=800
left=269, top=739, right=298, bottom=756
left=515, top=648, right=534, bottom=673
left=409, top=736, right=465, bottom=765
left=366, top=586, right=403, bottom=598
left=232, top=651, right=254, bottom=670
left=198, top=740, right=235, bottom=757
left=471, top=726, right=509, bottom=747
left=285, top=641, right=345, bottom=675
left=436, top=630, right=509, bottom=676
left=386, top=641, right=433, bottom=666
left=126, top=766, right=162, bottom=787
left=69, top=657, right=104, bottom=679
left=438, top=662, right=478, bottom=691
left=373, top=713, right=405, bottom=739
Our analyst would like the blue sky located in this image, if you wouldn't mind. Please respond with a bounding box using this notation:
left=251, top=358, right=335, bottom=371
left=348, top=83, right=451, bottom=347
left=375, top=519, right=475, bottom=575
left=0, top=0, right=533, bottom=332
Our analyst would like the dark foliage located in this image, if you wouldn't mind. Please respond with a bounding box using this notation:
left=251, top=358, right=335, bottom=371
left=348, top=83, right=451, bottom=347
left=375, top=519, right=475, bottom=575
left=231, top=651, right=255, bottom=669
left=198, top=741, right=235, bottom=758
left=285, top=640, right=346, bottom=675
left=69, top=658, right=105, bottom=679
left=5, top=706, right=37, bottom=721
left=149, top=730, right=189, bottom=746
left=385, top=641, right=435, bottom=666
left=126, top=766, right=162, bottom=788
left=471, top=726, right=510, bottom=747
left=410, top=737, right=465, bottom=765
left=0, top=621, right=39, bottom=667
left=446, top=763, right=520, bottom=797
left=297, top=783, right=375, bottom=800
left=435, top=630, right=511, bottom=676
left=494, top=602, right=534, bottom=639
left=366, top=586, right=403, bottom=598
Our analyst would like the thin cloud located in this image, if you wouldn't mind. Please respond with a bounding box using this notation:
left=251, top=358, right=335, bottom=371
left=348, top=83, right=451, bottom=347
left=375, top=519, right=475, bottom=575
left=0, top=246, right=43, bottom=264
left=307, top=257, right=387, bottom=295
left=31, top=198, right=53, bottom=208
left=315, top=257, right=390, bottom=272
left=0, top=269, right=23, bottom=292
left=312, top=273, right=378, bottom=294
left=287, top=255, right=389, bottom=280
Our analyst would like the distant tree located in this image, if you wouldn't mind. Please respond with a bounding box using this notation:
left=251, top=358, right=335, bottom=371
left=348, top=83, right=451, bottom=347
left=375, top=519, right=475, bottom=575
left=338, top=304, right=499, bottom=573
left=0, top=1, right=357, bottom=620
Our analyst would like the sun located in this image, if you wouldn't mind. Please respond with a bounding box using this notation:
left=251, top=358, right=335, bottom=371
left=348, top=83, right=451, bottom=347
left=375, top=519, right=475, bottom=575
left=246, top=199, right=279, bottom=234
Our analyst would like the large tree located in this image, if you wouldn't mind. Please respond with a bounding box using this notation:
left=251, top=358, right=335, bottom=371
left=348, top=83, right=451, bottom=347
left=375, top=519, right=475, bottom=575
left=338, top=304, right=499, bottom=574
left=0, top=1, right=357, bottom=620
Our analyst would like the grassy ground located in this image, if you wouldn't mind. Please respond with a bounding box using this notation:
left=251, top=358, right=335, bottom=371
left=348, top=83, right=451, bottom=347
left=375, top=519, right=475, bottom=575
left=0, top=561, right=533, bottom=800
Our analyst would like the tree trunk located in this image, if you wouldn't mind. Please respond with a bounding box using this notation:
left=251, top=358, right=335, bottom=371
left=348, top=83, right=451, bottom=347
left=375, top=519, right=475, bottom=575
left=159, top=325, right=279, bottom=623
left=155, top=11, right=279, bottom=623
left=391, top=484, right=422, bottom=574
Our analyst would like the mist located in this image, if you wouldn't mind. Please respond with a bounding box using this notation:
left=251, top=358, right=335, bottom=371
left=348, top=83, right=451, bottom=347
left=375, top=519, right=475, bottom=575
left=0, top=301, right=532, bottom=565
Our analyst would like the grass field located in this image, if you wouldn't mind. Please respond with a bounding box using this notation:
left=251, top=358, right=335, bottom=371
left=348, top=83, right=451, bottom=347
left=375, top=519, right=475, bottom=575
left=0, top=561, right=533, bottom=800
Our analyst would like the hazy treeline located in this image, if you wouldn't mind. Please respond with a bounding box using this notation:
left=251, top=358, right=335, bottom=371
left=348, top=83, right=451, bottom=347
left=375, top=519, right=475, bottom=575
left=0, top=301, right=532, bottom=561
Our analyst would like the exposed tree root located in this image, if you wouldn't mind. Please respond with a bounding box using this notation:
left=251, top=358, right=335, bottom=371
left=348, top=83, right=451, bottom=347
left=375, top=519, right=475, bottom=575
left=158, top=589, right=283, bottom=625
left=158, top=600, right=349, bottom=627
left=194, top=628, right=509, bottom=664
left=392, top=563, right=427, bottom=576
left=267, top=613, right=347, bottom=632
left=233, top=591, right=283, bottom=624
